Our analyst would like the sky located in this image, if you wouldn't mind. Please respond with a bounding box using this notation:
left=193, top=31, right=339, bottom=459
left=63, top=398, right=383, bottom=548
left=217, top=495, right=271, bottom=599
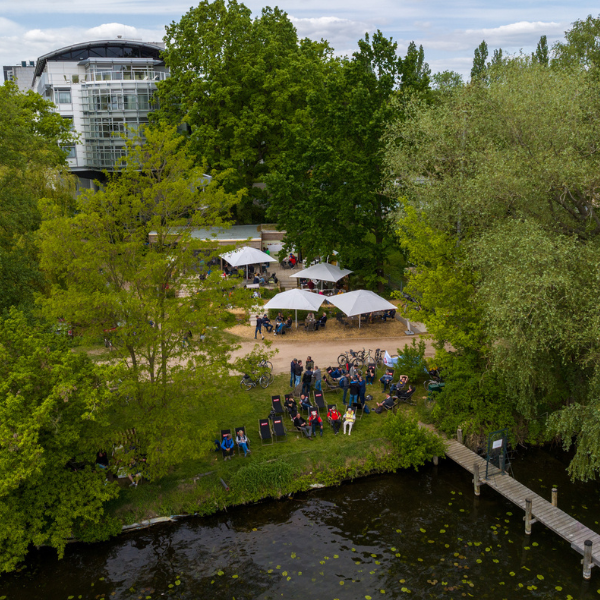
left=0, top=1, right=597, bottom=79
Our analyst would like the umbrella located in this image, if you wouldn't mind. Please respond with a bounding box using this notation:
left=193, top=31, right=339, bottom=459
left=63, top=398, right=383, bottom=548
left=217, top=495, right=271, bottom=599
left=264, top=289, right=325, bottom=328
left=327, top=290, right=396, bottom=328
left=220, top=246, right=276, bottom=278
left=290, top=262, right=352, bottom=290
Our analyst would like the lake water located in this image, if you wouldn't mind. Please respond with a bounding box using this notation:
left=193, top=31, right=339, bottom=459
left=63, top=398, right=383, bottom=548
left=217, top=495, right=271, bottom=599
left=2, top=447, right=599, bottom=599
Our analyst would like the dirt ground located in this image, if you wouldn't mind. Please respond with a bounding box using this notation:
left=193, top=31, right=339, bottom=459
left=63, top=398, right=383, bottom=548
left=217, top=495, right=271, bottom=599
left=228, top=334, right=436, bottom=375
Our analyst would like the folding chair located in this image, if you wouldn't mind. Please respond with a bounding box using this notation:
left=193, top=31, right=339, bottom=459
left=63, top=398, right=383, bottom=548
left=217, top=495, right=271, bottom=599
left=220, top=429, right=235, bottom=459
left=352, top=401, right=364, bottom=420
left=258, top=419, right=273, bottom=445
left=313, top=391, right=326, bottom=414
left=272, top=417, right=287, bottom=442
left=397, top=388, right=417, bottom=406
left=284, top=394, right=298, bottom=417
left=326, top=404, right=338, bottom=430
left=271, top=395, right=284, bottom=415
left=323, top=376, right=340, bottom=393
left=383, top=400, right=399, bottom=416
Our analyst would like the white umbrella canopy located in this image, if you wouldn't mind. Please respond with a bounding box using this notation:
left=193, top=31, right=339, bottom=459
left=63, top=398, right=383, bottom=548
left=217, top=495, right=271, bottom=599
left=327, top=290, right=396, bottom=328
left=290, top=262, right=352, bottom=289
left=220, top=246, right=276, bottom=278
left=264, top=289, right=325, bottom=328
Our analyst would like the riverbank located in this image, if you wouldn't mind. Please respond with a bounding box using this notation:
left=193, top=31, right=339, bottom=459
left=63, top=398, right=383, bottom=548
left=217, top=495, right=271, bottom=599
left=103, top=373, right=437, bottom=530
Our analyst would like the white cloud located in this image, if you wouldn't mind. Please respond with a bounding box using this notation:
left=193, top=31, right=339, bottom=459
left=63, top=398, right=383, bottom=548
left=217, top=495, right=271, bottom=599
left=290, top=15, right=375, bottom=51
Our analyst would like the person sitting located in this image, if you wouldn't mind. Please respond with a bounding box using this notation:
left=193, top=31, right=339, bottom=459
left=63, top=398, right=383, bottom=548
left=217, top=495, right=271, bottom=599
left=380, top=370, right=394, bottom=391
left=304, top=312, right=316, bottom=330
left=374, top=394, right=396, bottom=414
left=366, top=365, right=376, bottom=385
left=299, top=394, right=312, bottom=412
left=276, top=312, right=284, bottom=323
left=309, top=410, right=324, bottom=437
left=284, top=316, right=293, bottom=330
left=275, top=320, right=286, bottom=335
left=253, top=275, right=260, bottom=284
left=252, top=289, right=261, bottom=299
left=382, top=309, right=397, bottom=322
left=397, top=385, right=416, bottom=401
left=258, top=275, right=266, bottom=285
left=307, top=279, right=315, bottom=290
left=318, top=312, right=328, bottom=329
left=285, top=396, right=298, bottom=417
left=293, top=413, right=313, bottom=439
left=96, top=450, right=109, bottom=470
left=221, top=434, right=235, bottom=461
left=343, top=408, right=356, bottom=435
left=327, top=366, right=342, bottom=380
left=391, top=375, right=409, bottom=393
left=327, top=406, right=342, bottom=434
left=289, top=254, right=297, bottom=268
left=262, top=314, right=273, bottom=333
left=236, top=430, right=251, bottom=457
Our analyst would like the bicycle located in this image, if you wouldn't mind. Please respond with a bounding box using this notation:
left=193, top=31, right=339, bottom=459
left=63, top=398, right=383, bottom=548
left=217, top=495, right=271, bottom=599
left=240, top=372, right=273, bottom=391
left=373, top=348, right=386, bottom=368
left=258, top=359, right=273, bottom=371
left=337, top=348, right=367, bottom=368
left=423, top=367, right=444, bottom=391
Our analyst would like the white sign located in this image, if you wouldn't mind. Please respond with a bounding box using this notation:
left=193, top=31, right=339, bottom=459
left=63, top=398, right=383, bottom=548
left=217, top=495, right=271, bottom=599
left=492, top=439, right=503, bottom=450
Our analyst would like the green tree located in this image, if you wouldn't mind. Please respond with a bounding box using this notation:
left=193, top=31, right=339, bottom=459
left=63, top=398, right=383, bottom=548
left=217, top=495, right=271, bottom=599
left=266, top=32, right=430, bottom=290
left=431, top=70, right=464, bottom=93
left=156, top=0, right=331, bottom=223
left=38, top=125, right=252, bottom=478
left=553, top=14, right=600, bottom=68
left=0, top=310, right=119, bottom=573
left=488, top=48, right=504, bottom=68
left=470, top=40, right=488, bottom=80
left=533, top=35, right=549, bottom=65
left=386, top=60, right=600, bottom=479
left=0, top=82, right=74, bottom=313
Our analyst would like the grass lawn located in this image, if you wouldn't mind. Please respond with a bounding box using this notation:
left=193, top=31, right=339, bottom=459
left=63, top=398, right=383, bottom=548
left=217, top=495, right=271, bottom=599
left=106, top=370, right=426, bottom=525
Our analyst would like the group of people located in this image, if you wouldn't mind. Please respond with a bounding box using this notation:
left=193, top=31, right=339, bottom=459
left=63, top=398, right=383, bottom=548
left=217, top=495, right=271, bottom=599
left=291, top=357, right=323, bottom=393
left=304, top=312, right=328, bottom=331
left=255, top=313, right=293, bottom=339
left=221, top=430, right=251, bottom=459
left=284, top=395, right=356, bottom=438
left=325, top=367, right=370, bottom=412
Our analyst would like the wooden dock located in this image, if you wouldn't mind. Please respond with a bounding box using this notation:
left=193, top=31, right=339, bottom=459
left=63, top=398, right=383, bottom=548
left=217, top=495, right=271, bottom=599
left=444, top=437, right=600, bottom=573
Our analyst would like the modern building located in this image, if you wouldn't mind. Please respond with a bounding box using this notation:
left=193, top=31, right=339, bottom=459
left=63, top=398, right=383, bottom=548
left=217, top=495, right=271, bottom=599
left=5, top=39, right=169, bottom=190
left=3, top=61, right=36, bottom=92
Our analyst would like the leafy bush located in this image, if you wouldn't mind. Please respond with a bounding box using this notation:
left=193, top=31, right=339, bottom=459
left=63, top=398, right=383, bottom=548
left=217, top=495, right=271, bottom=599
left=230, top=460, right=295, bottom=499
left=395, top=339, right=428, bottom=383
left=382, top=413, right=446, bottom=470
left=72, top=515, right=123, bottom=543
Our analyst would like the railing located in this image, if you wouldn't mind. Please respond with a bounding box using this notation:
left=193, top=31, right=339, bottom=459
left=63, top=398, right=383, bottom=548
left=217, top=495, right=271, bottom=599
left=39, top=71, right=169, bottom=85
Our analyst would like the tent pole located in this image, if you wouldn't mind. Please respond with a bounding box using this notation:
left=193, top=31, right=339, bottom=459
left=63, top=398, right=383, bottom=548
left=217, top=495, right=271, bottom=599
left=295, top=309, right=298, bottom=329
left=359, top=314, right=361, bottom=329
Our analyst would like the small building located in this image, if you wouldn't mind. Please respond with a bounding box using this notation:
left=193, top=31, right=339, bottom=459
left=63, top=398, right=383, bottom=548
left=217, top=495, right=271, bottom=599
left=3, top=61, right=36, bottom=92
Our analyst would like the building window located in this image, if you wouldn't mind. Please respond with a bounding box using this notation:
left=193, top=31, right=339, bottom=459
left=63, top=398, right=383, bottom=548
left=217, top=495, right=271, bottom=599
left=56, top=90, right=72, bottom=104
left=62, top=146, right=76, bottom=159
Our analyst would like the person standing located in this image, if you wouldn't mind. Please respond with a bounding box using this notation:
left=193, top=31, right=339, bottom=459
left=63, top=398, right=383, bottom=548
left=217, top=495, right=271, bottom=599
left=339, top=372, right=350, bottom=405
left=358, top=374, right=367, bottom=407
left=302, top=365, right=313, bottom=396
left=349, top=377, right=360, bottom=408
left=254, top=314, right=264, bottom=340
left=313, top=365, right=322, bottom=392
left=294, top=360, right=304, bottom=388
left=306, top=356, right=314, bottom=370
left=290, top=358, right=297, bottom=387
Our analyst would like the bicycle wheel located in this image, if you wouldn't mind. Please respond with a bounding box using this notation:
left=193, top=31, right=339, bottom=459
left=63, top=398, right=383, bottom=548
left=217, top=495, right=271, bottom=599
left=264, top=360, right=274, bottom=371
left=259, top=375, right=271, bottom=388
left=337, top=354, right=348, bottom=367
left=240, top=379, right=253, bottom=392
left=424, top=380, right=435, bottom=391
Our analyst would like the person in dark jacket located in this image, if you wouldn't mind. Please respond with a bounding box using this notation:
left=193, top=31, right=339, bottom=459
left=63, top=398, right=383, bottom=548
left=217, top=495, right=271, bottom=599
left=254, top=314, right=264, bottom=340
left=375, top=394, right=395, bottom=413
left=358, top=374, right=367, bottom=406
left=293, top=414, right=313, bottom=439
left=349, top=377, right=361, bottom=408
left=294, top=360, right=304, bottom=387
left=290, top=358, right=297, bottom=387
left=339, top=372, right=350, bottom=404
left=302, top=366, right=313, bottom=396
left=221, top=434, right=235, bottom=460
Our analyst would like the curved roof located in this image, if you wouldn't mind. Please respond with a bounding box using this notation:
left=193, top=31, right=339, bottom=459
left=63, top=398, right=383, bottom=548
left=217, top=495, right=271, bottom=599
left=34, top=40, right=163, bottom=78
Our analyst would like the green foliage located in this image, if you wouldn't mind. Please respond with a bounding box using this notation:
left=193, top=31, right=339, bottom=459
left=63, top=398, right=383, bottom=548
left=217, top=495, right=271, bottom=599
left=0, top=310, right=118, bottom=573
left=395, top=339, right=428, bottom=384
left=471, top=40, right=488, bottom=80
left=553, top=14, right=600, bottom=69
left=71, top=514, right=123, bottom=543
left=38, top=124, right=252, bottom=479
left=156, top=0, right=331, bottom=222
left=382, top=413, right=445, bottom=470
left=533, top=35, right=549, bottom=66
left=230, top=459, right=295, bottom=499
left=0, top=82, right=75, bottom=313
left=431, top=70, right=464, bottom=97
left=266, top=32, right=430, bottom=290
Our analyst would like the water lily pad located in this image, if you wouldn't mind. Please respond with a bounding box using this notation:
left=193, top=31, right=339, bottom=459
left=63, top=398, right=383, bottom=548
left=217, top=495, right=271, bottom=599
left=371, top=554, right=377, bottom=558
left=339, top=581, right=345, bottom=585
left=555, top=586, right=562, bottom=591
left=506, top=512, right=512, bottom=516
left=355, top=561, right=361, bottom=565
left=420, top=528, right=426, bottom=533
left=532, top=542, right=538, bottom=547
left=175, top=580, right=181, bottom=586
left=417, top=558, right=423, bottom=562
left=537, top=575, right=544, bottom=580
left=509, top=572, right=515, bottom=577
left=334, top=555, right=339, bottom=559
left=282, top=572, right=287, bottom=577
left=476, top=559, right=482, bottom=563
left=298, top=572, right=302, bottom=576
left=399, top=579, right=405, bottom=583
left=391, top=547, right=397, bottom=551
left=440, top=529, right=446, bottom=534
left=267, top=569, right=273, bottom=573
left=396, top=529, right=402, bottom=533
left=366, top=596, right=372, bottom=599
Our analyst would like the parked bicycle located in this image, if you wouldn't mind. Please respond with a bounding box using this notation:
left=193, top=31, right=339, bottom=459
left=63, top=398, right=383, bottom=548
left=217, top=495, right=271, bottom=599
left=258, top=359, right=273, bottom=371
left=337, top=348, right=368, bottom=368
left=423, top=367, right=444, bottom=391
left=240, top=371, right=274, bottom=391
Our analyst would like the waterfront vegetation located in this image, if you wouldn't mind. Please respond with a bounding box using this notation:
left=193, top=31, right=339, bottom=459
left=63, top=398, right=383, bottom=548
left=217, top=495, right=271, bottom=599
left=1, top=0, right=600, bottom=576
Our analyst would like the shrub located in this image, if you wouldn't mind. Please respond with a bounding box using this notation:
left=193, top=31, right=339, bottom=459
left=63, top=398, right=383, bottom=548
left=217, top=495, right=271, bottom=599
left=230, top=460, right=295, bottom=499
left=395, top=339, right=428, bottom=383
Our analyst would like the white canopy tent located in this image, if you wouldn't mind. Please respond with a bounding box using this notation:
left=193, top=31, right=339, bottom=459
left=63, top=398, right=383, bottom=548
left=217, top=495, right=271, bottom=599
left=327, top=290, right=396, bottom=328
left=220, top=246, right=276, bottom=278
left=290, top=262, right=352, bottom=290
left=264, top=289, right=326, bottom=329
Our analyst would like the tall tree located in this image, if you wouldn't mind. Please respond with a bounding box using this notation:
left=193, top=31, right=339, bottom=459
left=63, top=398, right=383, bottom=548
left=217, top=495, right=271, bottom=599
left=156, top=0, right=331, bottom=223
left=533, top=35, right=549, bottom=65
left=553, top=14, right=600, bottom=69
left=38, top=125, right=251, bottom=478
left=386, top=60, right=600, bottom=479
left=266, top=32, right=430, bottom=290
left=470, top=40, right=488, bottom=80
left=0, top=310, right=118, bottom=573
left=0, top=82, right=74, bottom=313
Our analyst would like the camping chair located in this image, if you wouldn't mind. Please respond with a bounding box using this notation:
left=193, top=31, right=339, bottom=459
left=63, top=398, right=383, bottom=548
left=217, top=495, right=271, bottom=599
left=284, top=393, right=298, bottom=416
left=313, top=391, right=326, bottom=413
left=352, top=399, right=364, bottom=420
left=220, top=429, right=235, bottom=459
left=335, top=313, right=349, bottom=327
left=383, top=399, right=399, bottom=416
left=258, top=419, right=273, bottom=445
left=271, top=395, right=284, bottom=415
left=397, top=388, right=417, bottom=406
left=326, top=404, right=338, bottom=429
left=272, top=416, right=287, bottom=442
left=323, top=376, right=340, bottom=393
left=235, top=426, right=249, bottom=447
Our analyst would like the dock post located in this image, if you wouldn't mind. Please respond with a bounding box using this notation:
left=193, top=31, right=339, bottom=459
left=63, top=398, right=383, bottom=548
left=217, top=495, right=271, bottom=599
left=551, top=487, right=558, bottom=507
left=473, top=462, right=480, bottom=496
left=457, top=427, right=463, bottom=444
left=525, top=498, right=533, bottom=535
left=583, top=540, right=593, bottom=580
left=433, top=456, right=439, bottom=466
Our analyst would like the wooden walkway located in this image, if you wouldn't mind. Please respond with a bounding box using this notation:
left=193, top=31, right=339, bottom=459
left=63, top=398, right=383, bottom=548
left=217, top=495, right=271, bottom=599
left=445, top=438, right=600, bottom=569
